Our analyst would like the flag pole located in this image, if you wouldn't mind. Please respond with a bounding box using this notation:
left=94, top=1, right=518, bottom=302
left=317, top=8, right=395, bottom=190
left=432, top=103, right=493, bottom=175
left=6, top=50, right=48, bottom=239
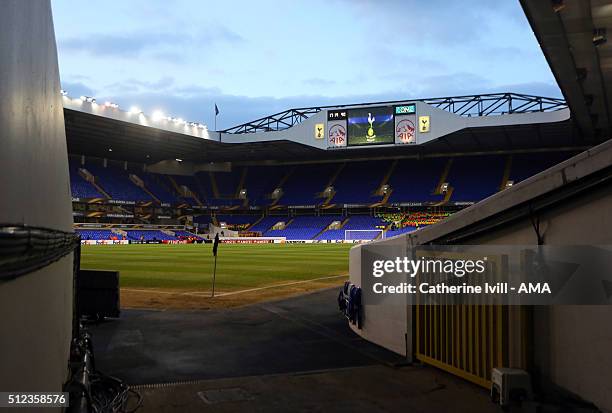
left=211, top=232, right=219, bottom=298
left=211, top=254, right=217, bottom=298
left=214, top=103, right=218, bottom=131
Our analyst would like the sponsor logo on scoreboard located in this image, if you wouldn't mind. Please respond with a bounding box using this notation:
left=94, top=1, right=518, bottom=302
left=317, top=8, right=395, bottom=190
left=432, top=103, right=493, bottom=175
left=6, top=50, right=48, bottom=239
left=419, top=115, right=430, bottom=133
left=328, top=123, right=347, bottom=147
left=315, top=123, right=324, bottom=139
left=395, top=118, right=416, bottom=144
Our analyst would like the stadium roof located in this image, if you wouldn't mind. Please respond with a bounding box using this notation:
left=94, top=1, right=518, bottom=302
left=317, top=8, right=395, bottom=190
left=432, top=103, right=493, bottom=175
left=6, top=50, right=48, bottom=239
left=65, top=102, right=582, bottom=164
left=221, top=93, right=567, bottom=134
left=64, top=108, right=323, bottom=164
left=521, top=0, right=612, bottom=142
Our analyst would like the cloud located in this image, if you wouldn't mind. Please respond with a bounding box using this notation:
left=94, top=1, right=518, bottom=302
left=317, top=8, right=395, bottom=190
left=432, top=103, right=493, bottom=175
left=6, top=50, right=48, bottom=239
left=60, top=81, right=94, bottom=97
left=58, top=26, right=244, bottom=59
left=409, top=72, right=492, bottom=97
left=103, top=77, right=175, bottom=95
left=331, top=0, right=527, bottom=48
left=303, top=78, right=337, bottom=87
left=487, top=81, right=562, bottom=98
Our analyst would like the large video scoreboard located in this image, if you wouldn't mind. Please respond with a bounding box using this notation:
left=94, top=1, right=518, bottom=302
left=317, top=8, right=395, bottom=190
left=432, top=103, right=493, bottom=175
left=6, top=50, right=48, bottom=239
left=327, top=103, right=419, bottom=148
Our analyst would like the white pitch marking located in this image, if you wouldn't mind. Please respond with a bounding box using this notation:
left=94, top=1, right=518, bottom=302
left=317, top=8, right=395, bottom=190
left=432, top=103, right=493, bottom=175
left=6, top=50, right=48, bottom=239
left=211, top=274, right=347, bottom=297
left=121, top=274, right=347, bottom=298
left=121, top=288, right=198, bottom=295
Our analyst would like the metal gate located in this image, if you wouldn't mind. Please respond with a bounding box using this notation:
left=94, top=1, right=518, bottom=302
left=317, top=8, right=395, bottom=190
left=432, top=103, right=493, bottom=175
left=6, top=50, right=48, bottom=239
left=414, top=253, right=511, bottom=388
left=416, top=304, right=508, bottom=388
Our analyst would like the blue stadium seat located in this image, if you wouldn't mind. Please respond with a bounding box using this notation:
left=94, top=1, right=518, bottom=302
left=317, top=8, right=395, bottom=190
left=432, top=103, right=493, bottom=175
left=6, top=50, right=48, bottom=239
left=280, top=164, right=336, bottom=206
left=387, top=158, right=447, bottom=203
left=265, top=215, right=342, bottom=240
left=331, top=161, right=387, bottom=205
left=250, top=216, right=284, bottom=233
left=69, top=160, right=104, bottom=199
left=317, top=215, right=385, bottom=240
left=447, top=155, right=505, bottom=202
left=126, top=230, right=175, bottom=241
left=85, top=163, right=153, bottom=201
left=75, top=229, right=115, bottom=239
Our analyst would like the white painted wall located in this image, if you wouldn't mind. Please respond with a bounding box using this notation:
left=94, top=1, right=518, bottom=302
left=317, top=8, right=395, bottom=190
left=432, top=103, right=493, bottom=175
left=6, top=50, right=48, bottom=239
left=349, top=235, right=412, bottom=357
left=0, top=0, right=74, bottom=396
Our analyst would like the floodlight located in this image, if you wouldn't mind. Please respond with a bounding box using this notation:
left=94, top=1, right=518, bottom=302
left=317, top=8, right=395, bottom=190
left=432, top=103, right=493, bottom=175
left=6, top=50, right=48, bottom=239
left=152, top=110, right=165, bottom=121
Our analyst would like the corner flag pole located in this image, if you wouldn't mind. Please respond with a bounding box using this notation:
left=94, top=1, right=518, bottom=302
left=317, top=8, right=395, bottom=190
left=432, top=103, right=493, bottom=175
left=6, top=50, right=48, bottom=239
left=211, top=233, right=219, bottom=298
left=211, top=255, right=218, bottom=297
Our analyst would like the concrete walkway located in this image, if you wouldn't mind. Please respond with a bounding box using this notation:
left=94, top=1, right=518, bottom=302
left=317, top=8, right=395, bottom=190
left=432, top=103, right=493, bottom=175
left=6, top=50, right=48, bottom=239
left=131, top=364, right=498, bottom=413
left=89, top=288, right=404, bottom=384
left=90, top=288, right=500, bottom=412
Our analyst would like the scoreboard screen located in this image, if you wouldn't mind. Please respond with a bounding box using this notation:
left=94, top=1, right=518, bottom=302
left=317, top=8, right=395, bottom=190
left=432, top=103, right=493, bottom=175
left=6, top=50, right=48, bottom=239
left=347, top=106, right=394, bottom=146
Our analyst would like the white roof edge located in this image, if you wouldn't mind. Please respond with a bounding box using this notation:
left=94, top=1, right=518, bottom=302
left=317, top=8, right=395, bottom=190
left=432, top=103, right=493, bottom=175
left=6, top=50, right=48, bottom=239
left=62, top=96, right=213, bottom=140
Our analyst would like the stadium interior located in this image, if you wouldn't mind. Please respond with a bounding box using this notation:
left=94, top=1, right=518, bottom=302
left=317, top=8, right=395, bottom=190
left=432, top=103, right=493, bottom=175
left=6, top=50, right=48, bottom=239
left=70, top=150, right=578, bottom=241
left=3, top=0, right=612, bottom=412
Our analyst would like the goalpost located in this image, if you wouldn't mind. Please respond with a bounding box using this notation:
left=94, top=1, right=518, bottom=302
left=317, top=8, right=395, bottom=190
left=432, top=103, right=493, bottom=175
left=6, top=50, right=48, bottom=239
left=344, top=229, right=385, bottom=242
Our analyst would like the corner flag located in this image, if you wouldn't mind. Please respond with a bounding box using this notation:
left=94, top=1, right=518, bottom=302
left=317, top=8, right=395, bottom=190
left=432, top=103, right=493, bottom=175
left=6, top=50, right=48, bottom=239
left=212, top=232, right=219, bottom=256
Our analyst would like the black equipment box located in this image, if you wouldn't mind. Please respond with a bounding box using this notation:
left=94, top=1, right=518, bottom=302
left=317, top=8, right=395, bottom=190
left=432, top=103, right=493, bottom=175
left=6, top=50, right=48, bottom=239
left=76, top=269, right=120, bottom=318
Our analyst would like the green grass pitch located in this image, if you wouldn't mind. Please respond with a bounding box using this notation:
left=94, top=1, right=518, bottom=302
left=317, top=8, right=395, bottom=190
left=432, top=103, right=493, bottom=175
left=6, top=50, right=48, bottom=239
left=80, top=243, right=352, bottom=291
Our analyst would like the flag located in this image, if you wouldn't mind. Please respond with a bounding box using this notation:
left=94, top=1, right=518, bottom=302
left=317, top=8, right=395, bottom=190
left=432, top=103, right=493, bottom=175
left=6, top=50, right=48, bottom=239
left=215, top=104, right=219, bottom=116
left=212, top=233, right=219, bottom=257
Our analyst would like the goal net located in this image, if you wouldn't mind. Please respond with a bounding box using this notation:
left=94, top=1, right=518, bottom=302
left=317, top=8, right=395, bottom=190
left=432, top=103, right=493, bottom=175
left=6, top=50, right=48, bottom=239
left=344, top=229, right=385, bottom=242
